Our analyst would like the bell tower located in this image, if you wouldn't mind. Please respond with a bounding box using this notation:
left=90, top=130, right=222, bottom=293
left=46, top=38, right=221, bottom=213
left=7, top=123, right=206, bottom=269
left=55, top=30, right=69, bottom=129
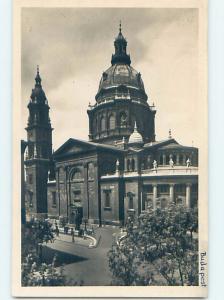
left=25, top=67, right=53, bottom=219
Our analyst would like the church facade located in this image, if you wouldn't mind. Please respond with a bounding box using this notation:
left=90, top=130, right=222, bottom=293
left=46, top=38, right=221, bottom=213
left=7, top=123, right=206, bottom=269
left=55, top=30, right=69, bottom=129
left=23, top=26, right=198, bottom=226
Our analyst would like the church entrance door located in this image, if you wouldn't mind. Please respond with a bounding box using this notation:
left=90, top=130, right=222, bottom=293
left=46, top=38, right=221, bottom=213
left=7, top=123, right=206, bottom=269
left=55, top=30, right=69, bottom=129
left=70, top=207, right=83, bottom=230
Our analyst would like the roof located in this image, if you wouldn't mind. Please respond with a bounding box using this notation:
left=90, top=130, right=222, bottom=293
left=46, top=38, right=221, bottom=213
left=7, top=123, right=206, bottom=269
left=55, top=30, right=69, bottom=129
left=143, top=138, right=177, bottom=149
left=53, top=138, right=124, bottom=158
left=158, top=142, right=197, bottom=150
left=98, top=64, right=145, bottom=94
left=143, top=138, right=198, bottom=151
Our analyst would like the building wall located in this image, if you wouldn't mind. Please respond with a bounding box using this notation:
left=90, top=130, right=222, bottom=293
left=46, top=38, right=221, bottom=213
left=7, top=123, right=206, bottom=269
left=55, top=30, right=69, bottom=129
left=52, top=152, right=101, bottom=224
left=100, top=181, right=121, bottom=225
left=47, top=181, right=57, bottom=218
left=124, top=179, right=140, bottom=223
left=25, top=161, right=49, bottom=219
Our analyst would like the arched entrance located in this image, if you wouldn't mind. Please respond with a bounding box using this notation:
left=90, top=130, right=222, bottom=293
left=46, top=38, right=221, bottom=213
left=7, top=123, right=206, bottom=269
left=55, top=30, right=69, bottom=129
left=70, top=206, right=83, bottom=230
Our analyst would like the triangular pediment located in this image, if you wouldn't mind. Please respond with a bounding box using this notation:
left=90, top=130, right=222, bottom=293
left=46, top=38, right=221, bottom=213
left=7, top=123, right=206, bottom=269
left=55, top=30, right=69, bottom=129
left=53, top=138, right=97, bottom=157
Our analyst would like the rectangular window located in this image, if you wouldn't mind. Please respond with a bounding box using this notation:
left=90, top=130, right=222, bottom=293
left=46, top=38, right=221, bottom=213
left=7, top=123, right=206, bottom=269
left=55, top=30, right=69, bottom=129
left=158, top=184, right=169, bottom=194
left=104, top=190, right=111, bottom=208
left=52, top=191, right=56, bottom=207
left=127, top=192, right=135, bottom=210
left=73, top=190, right=81, bottom=203
left=129, top=196, right=134, bottom=209
left=28, top=174, right=33, bottom=184
left=175, top=184, right=186, bottom=194
left=144, top=185, right=153, bottom=193
left=29, top=191, right=33, bottom=207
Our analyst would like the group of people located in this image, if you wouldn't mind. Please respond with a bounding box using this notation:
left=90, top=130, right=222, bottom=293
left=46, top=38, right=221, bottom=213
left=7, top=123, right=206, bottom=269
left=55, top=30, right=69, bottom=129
left=54, top=223, right=75, bottom=243
left=54, top=221, right=95, bottom=243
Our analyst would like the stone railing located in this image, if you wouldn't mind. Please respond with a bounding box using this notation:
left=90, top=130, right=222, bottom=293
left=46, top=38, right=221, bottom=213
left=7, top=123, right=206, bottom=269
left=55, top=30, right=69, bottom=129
left=101, top=166, right=198, bottom=179
left=140, top=166, right=198, bottom=177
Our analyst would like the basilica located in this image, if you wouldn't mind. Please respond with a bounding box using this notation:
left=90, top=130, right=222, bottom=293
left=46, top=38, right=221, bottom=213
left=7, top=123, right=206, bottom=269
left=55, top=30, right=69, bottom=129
left=22, top=26, right=198, bottom=226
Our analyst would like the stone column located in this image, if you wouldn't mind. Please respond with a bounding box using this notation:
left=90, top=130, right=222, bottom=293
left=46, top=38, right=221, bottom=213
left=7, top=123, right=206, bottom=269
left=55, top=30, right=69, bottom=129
left=64, top=166, right=69, bottom=220
left=163, top=154, right=166, bottom=165
left=169, top=184, right=175, bottom=204
left=124, top=158, right=127, bottom=172
left=56, top=167, right=61, bottom=217
left=135, top=157, right=139, bottom=173
left=186, top=184, right=191, bottom=208
left=83, top=163, right=89, bottom=220
left=141, top=191, right=144, bottom=212
left=153, top=184, right=157, bottom=210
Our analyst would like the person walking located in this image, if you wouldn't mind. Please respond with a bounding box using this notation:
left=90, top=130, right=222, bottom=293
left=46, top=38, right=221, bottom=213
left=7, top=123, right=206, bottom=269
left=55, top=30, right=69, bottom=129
left=55, top=225, right=59, bottom=237
left=71, top=228, right=75, bottom=243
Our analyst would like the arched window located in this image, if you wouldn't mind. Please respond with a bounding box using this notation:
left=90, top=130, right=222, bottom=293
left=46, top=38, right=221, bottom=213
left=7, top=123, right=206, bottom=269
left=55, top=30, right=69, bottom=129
left=179, top=154, right=183, bottom=165
left=131, top=158, right=135, bottom=171
left=129, top=195, right=134, bottom=209
left=108, top=114, right=116, bottom=130
left=100, top=116, right=106, bottom=132
left=166, top=155, right=169, bottom=165
left=120, top=112, right=127, bottom=127
left=127, top=159, right=131, bottom=171
left=71, top=168, right=82, bottom=181
left=94, top=118, right=98, bottom=134
left=159, top=155, right=163, bottom=165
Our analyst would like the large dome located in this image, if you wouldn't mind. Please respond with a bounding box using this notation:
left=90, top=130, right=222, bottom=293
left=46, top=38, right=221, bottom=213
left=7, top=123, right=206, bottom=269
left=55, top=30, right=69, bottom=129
left=95, top=26, right=148, bottom=103
left=97, top=64, right=145, bottom=93
left=87, top=26, right=156, bottom=146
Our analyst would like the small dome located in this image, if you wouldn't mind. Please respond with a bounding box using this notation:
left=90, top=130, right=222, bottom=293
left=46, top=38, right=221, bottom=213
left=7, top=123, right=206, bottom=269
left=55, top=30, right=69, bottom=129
left=128, top=122, right=143, bottom=145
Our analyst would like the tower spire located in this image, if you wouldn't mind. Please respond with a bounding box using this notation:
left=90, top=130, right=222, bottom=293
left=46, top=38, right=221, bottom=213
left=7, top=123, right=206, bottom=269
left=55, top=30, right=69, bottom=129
left=111, top=23, right=131, bottom=66
left=119, top=20, right=122, bottom=33
left=35, top=64, right=42, bottom=87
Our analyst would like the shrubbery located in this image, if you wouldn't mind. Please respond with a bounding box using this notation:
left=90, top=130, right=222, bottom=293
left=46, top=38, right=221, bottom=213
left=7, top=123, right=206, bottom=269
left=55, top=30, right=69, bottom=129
left=108, top=204, right=198, bottom=286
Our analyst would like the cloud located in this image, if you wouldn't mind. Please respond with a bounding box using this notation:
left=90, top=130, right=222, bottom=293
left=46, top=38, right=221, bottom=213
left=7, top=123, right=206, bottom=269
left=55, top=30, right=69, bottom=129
left=21, top=7, right=199, bottom=149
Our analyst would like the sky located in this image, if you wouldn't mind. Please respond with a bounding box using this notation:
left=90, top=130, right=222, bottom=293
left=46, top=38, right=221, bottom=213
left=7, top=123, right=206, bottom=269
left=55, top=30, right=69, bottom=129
left=21, top=7, right=199, bottom=150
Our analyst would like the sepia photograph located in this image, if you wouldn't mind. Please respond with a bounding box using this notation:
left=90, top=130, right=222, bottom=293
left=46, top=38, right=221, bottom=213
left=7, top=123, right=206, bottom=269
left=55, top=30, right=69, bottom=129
left=12, top=0, right=208, bottom=297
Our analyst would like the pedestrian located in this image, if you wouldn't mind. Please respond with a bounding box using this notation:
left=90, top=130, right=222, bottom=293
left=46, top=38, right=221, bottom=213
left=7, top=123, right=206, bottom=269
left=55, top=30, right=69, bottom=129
left=55, top=225, right=59, bottom=237
left=71, top=228, right=75, bottom=243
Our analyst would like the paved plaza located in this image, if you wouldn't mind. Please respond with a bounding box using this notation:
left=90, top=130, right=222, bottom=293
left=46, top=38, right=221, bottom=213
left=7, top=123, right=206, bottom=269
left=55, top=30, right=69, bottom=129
left=45, top=226, right=119, bottom=285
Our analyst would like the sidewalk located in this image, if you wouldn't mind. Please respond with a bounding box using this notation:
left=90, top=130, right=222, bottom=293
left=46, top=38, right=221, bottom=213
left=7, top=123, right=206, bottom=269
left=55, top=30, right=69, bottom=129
left=55, top=233, right=90, bottom=247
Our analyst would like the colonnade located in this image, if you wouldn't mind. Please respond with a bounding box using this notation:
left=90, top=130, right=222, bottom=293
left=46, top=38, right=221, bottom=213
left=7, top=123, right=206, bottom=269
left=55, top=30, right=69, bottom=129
left=144, top=183, right=192, bottom=210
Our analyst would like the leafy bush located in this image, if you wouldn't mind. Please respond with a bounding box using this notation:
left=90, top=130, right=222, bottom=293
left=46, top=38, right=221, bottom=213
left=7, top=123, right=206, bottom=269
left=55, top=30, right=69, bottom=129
left=108, top=204, right=198, bottom=286
left=21, top=219, right=65, bottom=286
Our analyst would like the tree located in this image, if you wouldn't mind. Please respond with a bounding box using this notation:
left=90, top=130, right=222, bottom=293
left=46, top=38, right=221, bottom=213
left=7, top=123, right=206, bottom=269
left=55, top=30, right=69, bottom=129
left=108, top=204, right=198, bottom=286
left=21, top=219, right=65, bottom=286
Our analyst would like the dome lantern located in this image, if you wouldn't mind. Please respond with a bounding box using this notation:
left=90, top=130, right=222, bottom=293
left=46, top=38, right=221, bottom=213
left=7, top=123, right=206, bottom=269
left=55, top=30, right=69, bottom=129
left=111, top=22, right=131, bottom=66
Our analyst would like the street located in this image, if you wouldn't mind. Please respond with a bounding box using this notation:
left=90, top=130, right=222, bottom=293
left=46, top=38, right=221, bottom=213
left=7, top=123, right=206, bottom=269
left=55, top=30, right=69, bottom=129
left=45, top=226, right=119, bottom=285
